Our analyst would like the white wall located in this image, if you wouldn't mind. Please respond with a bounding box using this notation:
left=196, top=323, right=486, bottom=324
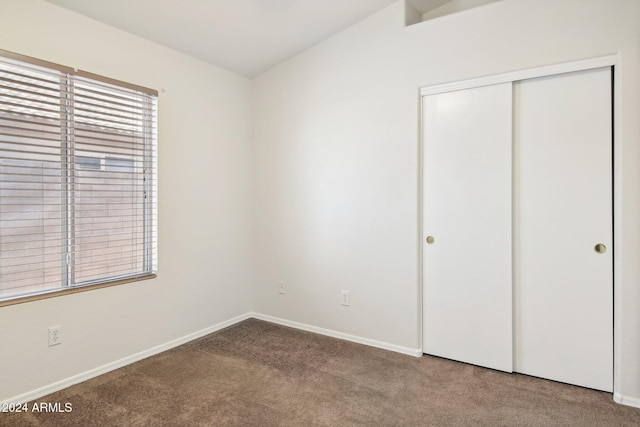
left=0, top=0, right=253, bottom=401
left=251, top=0, right=640, bottom=403
left=421, top=0, right=501, bottom=21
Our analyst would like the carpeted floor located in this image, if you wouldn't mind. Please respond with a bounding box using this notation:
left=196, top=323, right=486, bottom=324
left=2, top=319, right=640, bottom=426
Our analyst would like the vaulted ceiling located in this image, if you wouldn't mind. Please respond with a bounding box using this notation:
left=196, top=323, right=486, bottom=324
left=45, top=0, right=399, bottom=77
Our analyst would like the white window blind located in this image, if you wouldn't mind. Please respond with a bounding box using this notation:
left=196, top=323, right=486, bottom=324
left=0, top=52, right=157, bottom=303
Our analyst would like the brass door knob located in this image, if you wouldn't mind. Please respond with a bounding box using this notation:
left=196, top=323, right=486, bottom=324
left=594, top=243, right=606, bottom=254
left=426, top=236, right=435, bottom=244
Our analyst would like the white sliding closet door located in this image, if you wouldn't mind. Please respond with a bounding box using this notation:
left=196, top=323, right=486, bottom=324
left=513, top=67, right=613, bottom=392
left=422, top=83, right=513, bottom=372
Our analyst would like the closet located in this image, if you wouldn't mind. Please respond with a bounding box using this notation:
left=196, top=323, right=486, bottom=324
left=421, top=65, right=613, bottom=392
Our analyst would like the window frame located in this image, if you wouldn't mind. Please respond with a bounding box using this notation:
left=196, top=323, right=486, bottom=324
left=0, top=49, right=158, bottom=307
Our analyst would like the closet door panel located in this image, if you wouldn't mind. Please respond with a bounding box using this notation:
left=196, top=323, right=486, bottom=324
left=514, top=67, right=613, bottom=391
left=422, top=83, right=513, bottom=372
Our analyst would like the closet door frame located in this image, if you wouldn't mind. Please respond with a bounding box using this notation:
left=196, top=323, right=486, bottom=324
left=419, top=54, right=620, bottom=394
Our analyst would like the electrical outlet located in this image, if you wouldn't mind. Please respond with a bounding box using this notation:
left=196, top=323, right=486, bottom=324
left=341, top=290, right=350, bottom=306
left=278, top=280, right=286, bottom=294
left=48, top=325, right=62, bottom=346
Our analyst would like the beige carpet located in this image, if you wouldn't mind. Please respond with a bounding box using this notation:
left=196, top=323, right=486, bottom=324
left=2, top=319, right=639, bottom=426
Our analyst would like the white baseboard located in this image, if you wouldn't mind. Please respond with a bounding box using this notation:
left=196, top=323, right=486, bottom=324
left=12, top=311, right=637, bottom=409
left=251, top=312, right=422, bottom=357
left=614, top=392, right=640, bottom=409
left=3, top=311, right=422, bottom=405
left=2, top=312, right=253, bottom=406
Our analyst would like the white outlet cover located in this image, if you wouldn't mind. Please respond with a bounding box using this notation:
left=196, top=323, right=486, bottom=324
left=48, top=325, right=62, bottom=346
left=341, top=290, right=350, bottom=306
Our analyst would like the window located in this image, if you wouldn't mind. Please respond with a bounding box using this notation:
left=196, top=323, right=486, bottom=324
left=76, top=156, right=102, bottom=170
left=0, top=50, right=157, bottom=304
left=75, top=156, right=135, bottom=172
left=105, top=157, right=135, bottom=173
